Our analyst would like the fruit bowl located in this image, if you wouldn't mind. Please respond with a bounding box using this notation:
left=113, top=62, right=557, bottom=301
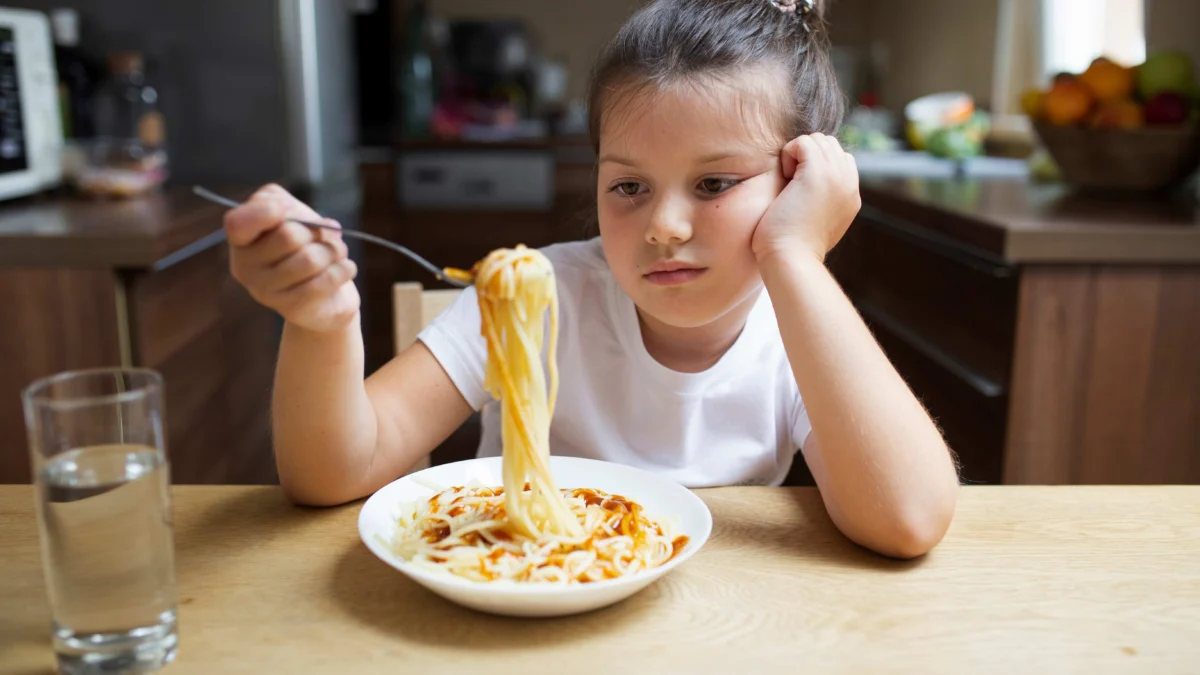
left=1032, top=122, right=1200, bottom=192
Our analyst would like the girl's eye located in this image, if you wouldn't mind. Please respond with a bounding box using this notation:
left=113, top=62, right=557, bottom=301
left=698, top=177, right=738, bottom=195
left=610, top=182, right=645, bottom=197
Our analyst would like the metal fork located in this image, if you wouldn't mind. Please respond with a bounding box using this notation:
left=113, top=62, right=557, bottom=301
left=192, top=186, right=472, bottom=288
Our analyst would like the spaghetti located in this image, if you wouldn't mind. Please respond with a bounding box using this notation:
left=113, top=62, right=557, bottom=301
left=392, top=484, right=689, bottom=583
left=389, top=246, right=686, bottom=584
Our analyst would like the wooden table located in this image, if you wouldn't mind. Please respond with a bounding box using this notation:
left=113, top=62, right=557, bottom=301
left=3, top=485, right=1199, bottom=674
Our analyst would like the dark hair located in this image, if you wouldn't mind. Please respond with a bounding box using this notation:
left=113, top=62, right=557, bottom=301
left=587, top=0, right=845, bottom=150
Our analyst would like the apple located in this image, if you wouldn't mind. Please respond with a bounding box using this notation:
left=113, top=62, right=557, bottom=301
left=1137, top=51, right=1198, bottom=101
left=1143, top=92, right=1191, bottom=125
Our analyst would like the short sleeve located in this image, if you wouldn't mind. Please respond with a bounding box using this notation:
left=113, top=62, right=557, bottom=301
left=416, top=286, right=493, bottom=411
left=791, top=391, right=814, bottom=452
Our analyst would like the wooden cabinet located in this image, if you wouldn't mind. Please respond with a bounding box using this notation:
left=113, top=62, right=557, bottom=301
left=0, top=190, right=281, bottom=485
left=834, top=185, right=1200, bottom=486
left=829, top=206, right=1019, bottom=483
left=127, top=246, right=282, bottom=485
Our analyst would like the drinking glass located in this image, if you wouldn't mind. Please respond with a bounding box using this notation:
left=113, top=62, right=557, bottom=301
left=23, top=368, right=178, bottom=674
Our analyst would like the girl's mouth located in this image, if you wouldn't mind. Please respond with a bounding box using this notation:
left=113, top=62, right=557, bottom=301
left=643, top=262, right=708, bottom=286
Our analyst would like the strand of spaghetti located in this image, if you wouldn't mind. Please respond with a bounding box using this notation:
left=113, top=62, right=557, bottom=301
left=547, top=289, right=559, bottom=419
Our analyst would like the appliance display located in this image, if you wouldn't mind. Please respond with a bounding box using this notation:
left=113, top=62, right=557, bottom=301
left=0, top=8, right=62, bottom=202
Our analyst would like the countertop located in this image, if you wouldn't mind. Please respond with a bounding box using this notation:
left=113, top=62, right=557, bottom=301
left=3, top=484, right=1199, bottom=673
left=860, top=178, right=1200, bottom=264
left=0, top=185, right=258, bottom=269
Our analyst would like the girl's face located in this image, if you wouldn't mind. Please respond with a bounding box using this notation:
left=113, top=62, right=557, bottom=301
left=597, top=77, right=787, bottom=330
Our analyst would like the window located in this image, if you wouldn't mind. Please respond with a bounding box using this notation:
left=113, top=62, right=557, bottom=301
left=992, top=0, right=1146, bottom=118
left=1041, top=0, right=1146, bottom=76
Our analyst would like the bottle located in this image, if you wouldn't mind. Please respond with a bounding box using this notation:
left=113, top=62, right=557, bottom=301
left=398, top=1, right=435, bottom=139
left=50, top=8, right=95, bottom=139
left=79, top=52, right=167, bottom=197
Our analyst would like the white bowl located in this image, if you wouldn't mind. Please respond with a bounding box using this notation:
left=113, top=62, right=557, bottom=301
left=357, top=456, right=712, bottom=617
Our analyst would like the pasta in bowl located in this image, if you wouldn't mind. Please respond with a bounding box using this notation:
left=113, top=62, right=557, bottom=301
left=358, top=246, right=709, bottom=616
left=357, top=456, right=712, bottom=617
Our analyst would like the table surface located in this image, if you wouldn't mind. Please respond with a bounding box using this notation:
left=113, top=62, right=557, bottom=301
left=3, top=485, right=1199, bottom=674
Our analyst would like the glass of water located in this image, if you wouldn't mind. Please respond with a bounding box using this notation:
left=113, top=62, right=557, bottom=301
left=23, top=368, right=178, bottom=674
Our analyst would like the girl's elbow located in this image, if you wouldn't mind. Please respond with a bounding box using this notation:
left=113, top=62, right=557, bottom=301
left=885, top=486, right=958, bottom=559
left=279, top=473, right=356, bottom=508
left=881, top=520, right=947, bottom=559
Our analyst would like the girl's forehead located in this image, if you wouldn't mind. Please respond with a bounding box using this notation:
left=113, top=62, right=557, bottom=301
left=599, top=71, right=788, bottom=160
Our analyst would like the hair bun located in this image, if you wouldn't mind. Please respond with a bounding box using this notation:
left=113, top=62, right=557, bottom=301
left=767, top=0, right=819, bottom=32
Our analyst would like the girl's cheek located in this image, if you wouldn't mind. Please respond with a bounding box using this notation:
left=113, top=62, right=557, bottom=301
left=704, top=191, right=771, bottom=240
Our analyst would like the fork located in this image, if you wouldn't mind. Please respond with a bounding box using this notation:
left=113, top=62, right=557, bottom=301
left=192, top=186, right=472, bottom=288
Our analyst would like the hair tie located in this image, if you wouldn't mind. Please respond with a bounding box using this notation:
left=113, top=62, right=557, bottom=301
left=767, top=0, right=815, bottom=32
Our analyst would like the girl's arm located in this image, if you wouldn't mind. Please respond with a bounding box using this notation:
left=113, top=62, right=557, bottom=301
left=225, top=185, right=472, bottom=507
left=754, top=135, right=959, bottom=559
left=272, top=318, right=472, bottom=506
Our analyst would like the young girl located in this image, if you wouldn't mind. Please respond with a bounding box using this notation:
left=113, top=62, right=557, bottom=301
left=224, top=0, right=959, bottom=559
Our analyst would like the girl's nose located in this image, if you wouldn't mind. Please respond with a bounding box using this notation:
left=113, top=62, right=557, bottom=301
left=645, top=194, right=693, bottom=246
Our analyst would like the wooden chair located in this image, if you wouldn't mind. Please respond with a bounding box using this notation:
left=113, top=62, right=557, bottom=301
left=392, top=282, right=462, bottom=355
left=392, top=282, right=481, bottom=472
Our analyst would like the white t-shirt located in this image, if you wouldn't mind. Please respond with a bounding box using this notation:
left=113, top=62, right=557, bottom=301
left=416, top=238, right=812, bottom=488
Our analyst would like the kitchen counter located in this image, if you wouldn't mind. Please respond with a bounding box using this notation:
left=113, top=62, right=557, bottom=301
left=0, top=185, right=256, bottom=269
left=3, top=484, right=1199, bottom=673
left=861, top=178, right=1200, bottom=263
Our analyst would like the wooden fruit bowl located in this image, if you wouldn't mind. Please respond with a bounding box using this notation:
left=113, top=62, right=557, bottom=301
left=1033, top=122, right=1200, bottom=192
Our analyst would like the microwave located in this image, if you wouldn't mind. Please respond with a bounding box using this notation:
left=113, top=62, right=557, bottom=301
left=0, top=8, right=61, bottom=202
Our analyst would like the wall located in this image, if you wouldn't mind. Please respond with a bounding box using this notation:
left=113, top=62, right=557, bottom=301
left=859, top=0, right=1000, bottom=111
left=1146, top=0, right=1200, bottom=66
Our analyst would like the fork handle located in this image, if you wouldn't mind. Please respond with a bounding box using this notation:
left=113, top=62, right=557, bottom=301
left=192, top=186, right=470, bottom=288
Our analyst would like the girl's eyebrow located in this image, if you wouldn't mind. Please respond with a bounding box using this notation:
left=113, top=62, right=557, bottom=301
left=696, top=151, right=741, bottom=164
left=600, top=150, right=767, bottom=167
left=598, top=154, right=637, bottom=166
left=697, top=149, right=775, bottom=164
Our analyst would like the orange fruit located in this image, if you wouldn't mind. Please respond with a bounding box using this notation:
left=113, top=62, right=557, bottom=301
left=1078, top=57, right=1135, bottom=102
left=1088, top=98, right=1144, bottom=129
left=1043, top=80, right=1095, bottom=125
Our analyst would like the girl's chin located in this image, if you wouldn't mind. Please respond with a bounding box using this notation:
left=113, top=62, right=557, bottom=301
left=633, top=295, right=735, bottom=330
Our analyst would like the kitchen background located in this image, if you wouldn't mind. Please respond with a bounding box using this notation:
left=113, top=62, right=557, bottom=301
left=1, top=0, right=1197, bottom=488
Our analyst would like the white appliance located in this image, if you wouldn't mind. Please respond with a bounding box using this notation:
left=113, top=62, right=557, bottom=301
left=0, top=7, right=61, bottom=202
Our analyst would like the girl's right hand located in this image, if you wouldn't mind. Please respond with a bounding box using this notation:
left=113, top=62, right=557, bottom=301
left=225, top=184, right=360, bottom=333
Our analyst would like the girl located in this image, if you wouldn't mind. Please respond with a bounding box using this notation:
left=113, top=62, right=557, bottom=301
left=224, top=0, right=959, bottom=559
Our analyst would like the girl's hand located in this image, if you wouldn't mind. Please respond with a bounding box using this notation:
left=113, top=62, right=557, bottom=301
left=752, top=133, right=861, bottom=266
left=225, top=184, right=360, bottom=334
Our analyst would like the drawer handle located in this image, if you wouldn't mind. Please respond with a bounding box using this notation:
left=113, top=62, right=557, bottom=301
left=856, top=300, right=1007, bottom=399
left=858, top=205, right=1015, bottom=279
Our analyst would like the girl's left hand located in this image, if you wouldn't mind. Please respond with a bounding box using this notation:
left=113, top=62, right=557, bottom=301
left=752, top=133, right=861, bottom=265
